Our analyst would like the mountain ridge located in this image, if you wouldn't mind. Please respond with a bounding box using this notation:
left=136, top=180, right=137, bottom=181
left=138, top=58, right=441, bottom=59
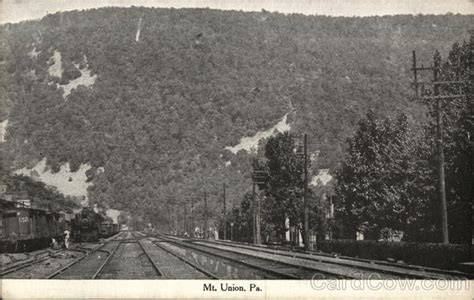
left=0, top=7, right=471, bottom=221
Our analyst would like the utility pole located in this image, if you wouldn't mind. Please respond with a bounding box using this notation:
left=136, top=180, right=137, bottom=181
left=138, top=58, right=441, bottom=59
left=167, top=204, right=172, bottom=234
left=223, top=183, right=227, bottom=240
left=252, top=182, right=262, bottom=244
left=252, top=182, right=256, bottom=243
left=175, top=205, right=179, bottom=235
left=191, top=197, right=195, bottom=237
left=252, top=170, right=268, bottom=245
left=411, top=50, right=466, bottom=243
left=433, top=58, right=448, bottom=244
left=204, top=190, right=208, bottom=239
left=256, top=191, right=261, bottom=244
left=292, top=133, right=311, bottom=249
left=303, top=133, right=310, bottom=251
left=184, top=203, right=187, bottom=236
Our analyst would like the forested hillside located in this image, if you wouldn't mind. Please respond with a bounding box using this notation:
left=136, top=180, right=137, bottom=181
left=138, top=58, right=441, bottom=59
left=0, top=7, right=471, bottom=222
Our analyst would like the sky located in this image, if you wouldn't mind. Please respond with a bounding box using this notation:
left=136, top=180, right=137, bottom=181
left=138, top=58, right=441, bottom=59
left=1, top=0, right=473, bottom=24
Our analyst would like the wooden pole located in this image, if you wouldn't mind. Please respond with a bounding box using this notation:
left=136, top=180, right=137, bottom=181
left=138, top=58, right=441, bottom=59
left=303, top=134, right=310, bottom=250
left=411, top=50, right=452, bottom=243
left=434, top=56, right=449, bottom=243
left=252, top=182, right=256, bottom=244
left=204, top=190, right=208, bottom=239
left=223, top=183, right=227, bottom=240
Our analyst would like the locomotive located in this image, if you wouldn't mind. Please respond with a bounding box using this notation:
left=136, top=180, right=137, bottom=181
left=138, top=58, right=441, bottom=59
left=71, top=207, right=120, bottom=242
left=0, top=199, right=68, bottom=253
left=71, top=207, right=103, bottom=242
left=1, top=196, right=120, bottom=251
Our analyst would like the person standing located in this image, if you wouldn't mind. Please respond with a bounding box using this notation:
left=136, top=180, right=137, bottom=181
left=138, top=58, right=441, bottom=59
left=63, top=229, right=71, bottom=249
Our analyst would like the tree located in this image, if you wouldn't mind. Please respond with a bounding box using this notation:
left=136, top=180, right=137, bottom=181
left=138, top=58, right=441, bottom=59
left=426, top=37, right=473, bottom=243
left=1, top=8, right=470, bottom=225
left=334, top=111, right=435, bottom=241
left=261, top=132, right=304, bottom=242
left=1, top=174, right=80, bottom=211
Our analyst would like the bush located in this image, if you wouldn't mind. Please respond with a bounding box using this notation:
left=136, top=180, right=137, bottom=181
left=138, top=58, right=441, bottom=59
left=319, top=239, right=471, bottom=270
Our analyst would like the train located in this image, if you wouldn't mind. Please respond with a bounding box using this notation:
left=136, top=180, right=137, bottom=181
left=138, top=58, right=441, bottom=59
left=71, top=207, right=103, bottom=242
left=71, top=207, right=120, bottom=242
left=0, top=199, right=68, bottom=253
left=1, top=198, right=120, bottom=252
left=100, top=221, right=120, bottom=238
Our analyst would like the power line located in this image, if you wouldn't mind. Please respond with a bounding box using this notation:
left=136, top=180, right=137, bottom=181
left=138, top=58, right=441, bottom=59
left=411, top=50, right=467, bottom=244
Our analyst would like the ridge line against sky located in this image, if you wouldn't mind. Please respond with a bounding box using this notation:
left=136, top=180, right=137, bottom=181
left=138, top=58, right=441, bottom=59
left=1, top=0, right=473, bottom=24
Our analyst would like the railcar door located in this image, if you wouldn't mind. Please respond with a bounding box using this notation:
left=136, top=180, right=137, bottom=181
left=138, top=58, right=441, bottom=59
left=18, top=210, right=31, bottom=240
left=36, top=212, right=46, bottom=238
left=0, top=214, right=5, bottom=240
left=31, top=211, right=39, bottom=238
left=45, top=213, right=53, bottom=238
left=4, top=211, right=20, bottom=243
left=55, top=214, right=63, bottom=237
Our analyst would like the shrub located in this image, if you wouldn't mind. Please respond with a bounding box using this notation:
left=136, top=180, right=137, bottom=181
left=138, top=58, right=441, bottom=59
left=319, top=239, right=471, bottom=270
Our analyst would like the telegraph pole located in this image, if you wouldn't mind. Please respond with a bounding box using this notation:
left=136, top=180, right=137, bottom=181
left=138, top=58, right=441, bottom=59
left=184, top=203, right=187, bottom=235
left=252, top=170, right=267, bottom=245
left=411, top=50, right=466, bottom=243
left=175, top=205, right=179, bottom=235
left=252, top=182, right=262, bottom=244
left=204, top=190, right=208, bottom=239
left=191, top=197, right=195, bottom=237
left=292, top=133, right=311, bottom=249
left=223, top=183, right=227, bottom=240
left=433, top=58, right=449, bottom=244
left=256, top=192, right=261, bottom=244
left=167, top=204, right=172, bottom=234
left=252, top=182, right=256, bottom=243
left=303, top=133, right=310, bottom=250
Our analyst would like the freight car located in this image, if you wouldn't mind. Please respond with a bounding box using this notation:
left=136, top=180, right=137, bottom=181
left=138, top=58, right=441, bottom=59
left=0, top=200, right=67, bottom=253
left=99, top=221, right=120, bottom=238
left=71, top=207, right=103, bottom=242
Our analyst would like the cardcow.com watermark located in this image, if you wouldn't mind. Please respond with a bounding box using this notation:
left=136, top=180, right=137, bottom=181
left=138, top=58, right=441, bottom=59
left=310, top=273, right=471, bottom=291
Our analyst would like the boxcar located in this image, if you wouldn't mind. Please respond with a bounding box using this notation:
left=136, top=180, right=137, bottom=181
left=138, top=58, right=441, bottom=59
left=0, top=206, right=66, bottom=252
left=99, top=221, right=120, bottom=238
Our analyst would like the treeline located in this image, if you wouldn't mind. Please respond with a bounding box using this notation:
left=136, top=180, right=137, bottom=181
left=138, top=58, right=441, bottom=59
left=220, top=37, right=472, bottom=244
left=1, top=174, right=81, bottom=211
left=218, top=131, right=332, bottom=244
left=334, top=38, right=472, bottom=243
left=0, top=7, right=472, bottom=221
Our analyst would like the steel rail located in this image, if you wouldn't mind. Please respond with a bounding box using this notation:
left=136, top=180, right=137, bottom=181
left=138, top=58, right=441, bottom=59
left=151, top=239, right=218, bottom=279
left=91, top=242, right=122, bottom=279
left=48, top=231, right=127, bottom=279
left=91, top=234, right=162, bottom=279
left=137, top=240, right=163, bottom=278
left=196, top=238, right=473, bottom=279
left=154, top=237, right=309, bottom=279
left=2, top=247, right=87, bottom=277
left=4, top=232, right=125, bottom=278
left=46, top=246, right=110, bottom=279
left=188, top=240, right=415, bottom=279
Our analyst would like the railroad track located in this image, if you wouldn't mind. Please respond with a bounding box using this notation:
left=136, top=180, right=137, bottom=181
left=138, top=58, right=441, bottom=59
left=151, top=239, right=219, bottom=279
left=193, top=238, right=473, bottom=280
left=51, top=232, right=162, bottom=279
left=1, top=247, right=88, bottom=277
left=47, top=242, right=117, bottom=279
left=155, top=234, right=470, bottom=280
left=2, top=231, right=126, bottom=276
left=154, top=235, right=359, bottom=279
left=92, top=239, right=162, bottom=279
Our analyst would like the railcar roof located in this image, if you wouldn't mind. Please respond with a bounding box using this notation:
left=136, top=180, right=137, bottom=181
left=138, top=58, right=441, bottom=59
left=3, top=206, right=60, bottom=216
